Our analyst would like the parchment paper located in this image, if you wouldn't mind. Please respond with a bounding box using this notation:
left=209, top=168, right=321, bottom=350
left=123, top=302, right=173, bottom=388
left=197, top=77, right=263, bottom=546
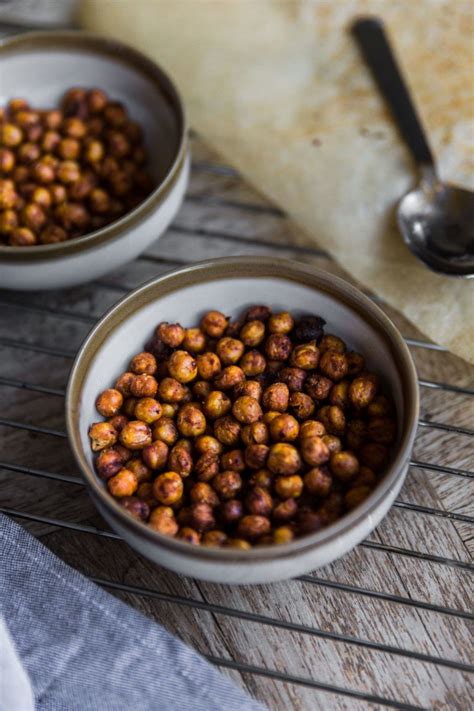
left=80, top=0, right=474, bottom=363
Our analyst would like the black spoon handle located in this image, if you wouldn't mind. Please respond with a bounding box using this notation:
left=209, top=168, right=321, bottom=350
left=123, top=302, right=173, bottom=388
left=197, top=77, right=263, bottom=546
left=351, top=16, right=434, bottom=168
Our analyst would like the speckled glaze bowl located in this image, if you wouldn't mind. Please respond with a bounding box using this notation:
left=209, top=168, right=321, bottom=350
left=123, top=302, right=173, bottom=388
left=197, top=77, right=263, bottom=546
left=0, top=31, right=188, bottom=290
left=66, top=258, right=419, bottom=584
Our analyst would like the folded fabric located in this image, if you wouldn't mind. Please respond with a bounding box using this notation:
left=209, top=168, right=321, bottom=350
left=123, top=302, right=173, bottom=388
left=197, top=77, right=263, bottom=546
left=0, top=515, right=265, bottom=711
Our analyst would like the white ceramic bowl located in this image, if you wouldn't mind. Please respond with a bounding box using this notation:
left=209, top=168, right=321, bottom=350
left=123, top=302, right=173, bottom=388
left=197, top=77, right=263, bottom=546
left=66, top=258, right=419, bottom=584
left=0, top=31, right=188, bottom=290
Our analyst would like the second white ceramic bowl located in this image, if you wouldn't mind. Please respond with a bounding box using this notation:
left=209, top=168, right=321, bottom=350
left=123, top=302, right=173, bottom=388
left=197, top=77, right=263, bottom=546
left=66, top=258, right=419, bottom=584
left=0, top=31, right=188, bottom=290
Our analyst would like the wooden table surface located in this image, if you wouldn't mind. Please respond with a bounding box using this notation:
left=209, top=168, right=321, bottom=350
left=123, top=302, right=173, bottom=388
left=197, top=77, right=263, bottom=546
left=1, top=133, right=473, bottom=711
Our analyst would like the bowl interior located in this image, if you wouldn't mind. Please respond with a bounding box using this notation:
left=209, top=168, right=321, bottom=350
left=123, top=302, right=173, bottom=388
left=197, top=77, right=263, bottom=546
left=0, top=33, right=181, bottom=186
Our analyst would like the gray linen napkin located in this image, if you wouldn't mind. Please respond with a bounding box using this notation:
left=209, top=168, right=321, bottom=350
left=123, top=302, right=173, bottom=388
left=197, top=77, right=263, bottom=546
left=0, top=514, right=266, bottom=711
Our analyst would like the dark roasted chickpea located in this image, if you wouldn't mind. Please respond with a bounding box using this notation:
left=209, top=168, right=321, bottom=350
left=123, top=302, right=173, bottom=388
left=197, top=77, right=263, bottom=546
left=194, top=435, right=223, bottom=456
left=126, top=457, right=152, bottom=484
left=176, top=404, right=206, bottom=437
left=136, top=481, right=156, bottom=508
left=214, top=365, right=245, bottom=390
left=345, top=486, right=371, bottom=510
left=232, top=396, right=263, bottom=424
left=305, top=373, right=333, bottom=401
left=244, top=444, right=270, bottom=470
left=267, top=443, right=301, bottom=475
left=289, top=392, right=315, bottom=420
left=297, top=510, right=325, bottom=535
left=134, top=397, right=162, bottom=424
left=290, top=342, right=320, bottom=370
left=41, top=129, right=60, bottom=153
left=119, top=420, right=152, bottom=450
left=239, top=350, right=266, bottom=377
left=345, top=419, right=367, bottom=450
left=25, top=123, right=42, bottom=142
left=107, top=468, right=138, bottom=498
left=114, top=371, right=135, bottom=397
left=87, top=88, right=108, bottom=113
left=0, top=209, right=18, bottom=235
left=190, top=482, right=219, bottom=506
left=197, top=352, right=221, bottom=380
left=319, top=334, right=346, bottom=354
left=55, top=202, right=90, bottom=231
left=233, top=379, right=262, bottom=401
left=300, top=436, right=330, bottom=466
left=14, top=109, right=40, bottom=127
left=245, top=486, right=273, bottom=516
left=237, top=515, right=271, bottom=541
left=265, top=333, right=292, bottom=361
left=39, top=225, right=67, bottom=244
left=319, top=351, right=348, bottom=382
left=269, top=414, right=299, bottom=442
left=368, top=417, right=396, bottom=444
left=241, top=421, right=269, bottom=446
left=195, top=452, right=220, bottom=482
left=304, top=467, right=332, bottom=497
left=193, top=380, right=212, bottom=401
left=202, top=530, right=227, bottom=547
left=68, top=172, right=96, bottom=201
left=299, top=420, right=326, bottom=439
left=104, top=102, right=127, bottom=126
left=122, top=397, right=138, bottom=418
left=95, top=446, right=127, bottom=479
left=187, top=502, right=215, bottom=532
left=200, top=310, right=228, bottom=337
left=221, top=449, right=245, bottom=472
left=166, top=443, right=192, bottom=477
left=212, top=470, right=242, bottom=500
left=272, top=498, right=298, bottom=522
left=353, top=466, right=377, bottom=488
left=130, top=374, right=158, bottom=398
left=149, top=506, right=179, bottom=536
left=215, top=336, right=244, bottom=365
left=321, top=434, right=342, bottom=455
left=359, top=442, right=389, bottom=471
left=153, top=471, right=183, bottom=505
left=240, top=319, right=265, bottom=347
left=317, top=405, right=346, bottom=435
left=152, top=417, right=178, bottom=447
left=262, top=383, right=289, bottom=412
left=278, top=366, right=306, bottom=392
left=1, top=123, right=23, bottom=147
left=120, top=496, right=150, bottom=521
left=168, top=350, right=198, bottom=383
left=158, top=377, right=186, bottom=403
left=129, top=351, right=157, bottom=375
left=268, top=311, right=294, bottom=334
left=9, top=227, right=37, bottom=246
left=275, top=474, right=304, bottom=499
left=214, top=415, right=241, bottom=446
left=96, top=388, right=123, bottom=417
left=330, top=381, right=350, bottom=408
left=330, top=451, right=360, bottom=480
left=249, top=468, right=273, bottom=489
left=347, top=351, right=365, bottom=376
left=245, top=304, right=271, bottom=322
left=349, top=376, right=378, bottom=409
left=182, top=327, right=206, bottom=353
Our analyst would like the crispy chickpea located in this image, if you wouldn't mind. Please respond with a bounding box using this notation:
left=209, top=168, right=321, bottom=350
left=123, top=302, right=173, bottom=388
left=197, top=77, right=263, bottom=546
left=244, top=444, right=270, bottom=470
left=359, top=442, right=389, bottom=471
left=188, top=503, right=215, bottom=532
left=297, top=510, right=325, bottom=535
left=202, top=530, right=227, bottom=547
left=149, top=506, right=179, bottom=536
left=245, top=486, right=273, bottom=516
left=321, top=434, right=342, bottom=455
left=214, top=365, right=245, bottom=390
left=41, top=129, right=61, bottom=152
left=50, top=183, right=67, bottom=204
left=38, top=225, right=66, bottom=244
left=168, top=443, right=193, bottom=477
left=114, top=371, right=135, bottom=397
left=329, top=381, right=350, bottom=408
left=368, top=417, right=397, bottom=444
left=63, top=117, right=86, bottom=138
left=267, top=443, right=301, bottom=475
left=278, top=366, right=306, bottom=392
left=0, top=180, right=18, bottom=209
left=269, top=414, right=299, bottom=442
left=177, top=527, right=201, bottom=544
left=155, top=321, right=184, bottom=348
left=273, top=526, right=294, bottom=544
left=226, top=538, right=251, bottom=549
left=221, top=449, right=245, bottom=472
left=96, top=388, right=123, bottom=417
left=107, top=468, right=138, bottom=497
left=153, top=417, right=178, bottom=447
left=57, top=137, right=80, bottom=160
left=195, top=435, right=223, bottom=456
left=9, top=227, right=37, bottom=246
left=200, top=310, right=228, bottom=337
left=240, top=320, right=265, bottom=347
left=300, top=436, right=330, bottom=466
left=304, top=466, right=332, bottom=497
left=304, top=374, right=333, bottom=401
left=153, top=471, right=183, bottom=505
left=122, top=398, right=138, bottom=418
left=43, top=109, right=63, bottom=129
left=289, top=392, right=315, bottom=419
left=267, top=311, right=294, bottom=334
left=168, top=350, right=198, bottom=383
left=237, top=515, right=271, bottom=541
left=347, top=351, right=365, bottom=376
left=126, top=458, right=152, bottom=484
left=233, top=379, right=262, bottom=401
left=319, top=334, right=346, bottom=354
left=136, top=481, right=156, bottom=508
left=55, top=202, right=90, bottom=231
left=133, top=397, right=162, bottom=424
left=197, top=352, right=221, bottom=380
left=119, top=420, right=152, bottom=450
left=330, top=451, right=360, bottom=481
left=214, top=416, right=241, bottom=446
left=32, top=157, right=56, bottom=184
left=84, top=139, right=105, bottom=164
left=299, top=420, right=326, bottom=439
left=30, top=186, right=51, bottom=209
left=241, top=421, right=269, bottom=446
left=195, top=452, right=220, bottom=482
left=158, top=377, right=186, bottom=404
left=212, top=470, right=242, bottom=500
left=130, top=374, right=158, bottom=398
left=204, top=390, right=232, bottom=420
left=262, top=383, right=289, bottom=412
left=87, top=88, right=108, bottom=113
left=319, top=351, right=348, bottom=381
left=275, top=475, right=303, bottom=499
left=95, top=446, right=127, bottom=479
left=0, top=209, right=18, bottom=235
left=265, top=334, right=292, bottom=361
left=57, top=160, right=80, bottom=184
left=349, top=376, right=378, bottom=409
left=290, top=342, right=320, bottom=370
left=89, top=187, right=110, bottom=213
left=130, top=351, right=157, bottom=375
left=175, top=404, right=206, bottom=437
left=182, top=328, right=206, bottom=353
left=161, top=403, right=178, bottom=418
left=232, top=396, right=263, bottom=424
left=190, top=482, right=219, bottom=506
left=263, top=411, right=280, bottom=425
left=0, top=148, right=15, bottom=173
left=317, top=405, right=346, bottom=435
left=245, top=304, right=271, bottom=322
left=193, top=380, right=212, bottom=401
left=216, top=336, right=244, bottom=365
left=240, top=350, right=266, bottom=377
left=219, top=498, right=243, bottom=524
left=272, top=498, right=298, bottom=522
left=345, top=486, right=371, bottom=510
left=120, top=497, right=150, bottom=521
left=1, top=123, right=23, bottom=147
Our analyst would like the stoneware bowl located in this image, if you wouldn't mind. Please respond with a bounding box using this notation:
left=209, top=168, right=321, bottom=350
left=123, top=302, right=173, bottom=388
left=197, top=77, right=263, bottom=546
left=0, top=31, right=188, bottom=290
left=66, top=257, right=419, bottom=584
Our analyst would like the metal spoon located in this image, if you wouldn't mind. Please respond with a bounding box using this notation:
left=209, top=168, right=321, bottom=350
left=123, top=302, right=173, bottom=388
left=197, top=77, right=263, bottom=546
left=351, top=17, right=474, bottom=277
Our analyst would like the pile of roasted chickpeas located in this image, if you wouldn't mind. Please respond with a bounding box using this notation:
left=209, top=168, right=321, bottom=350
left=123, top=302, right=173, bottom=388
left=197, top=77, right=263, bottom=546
left=89, top=306, right=397, bottom=549
left=0, top=88, right=153, bottom=246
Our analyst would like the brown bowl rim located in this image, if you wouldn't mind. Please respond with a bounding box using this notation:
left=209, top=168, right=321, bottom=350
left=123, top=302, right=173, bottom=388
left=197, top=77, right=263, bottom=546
left=0, top=30, right=187, bottom=262
left=66, top=257, right=420, bottom=563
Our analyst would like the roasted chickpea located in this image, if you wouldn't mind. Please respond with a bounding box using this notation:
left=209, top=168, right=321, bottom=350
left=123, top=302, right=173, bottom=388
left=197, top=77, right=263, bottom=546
left=38, top=225, right=66, bottom=244
left=297, top=510, right=325, bottom=535
left=95, top=446, right=127, bottom=479
left=233, top=379, right=262, bottom=401
left=190, top=482, right=219, bottom=506
left=265, top=334, right=292, bottom=361
left=203, top=390, right=231, bottom=420
left=289, top=392, right=315, bottom=419
left=186, top=502, right=214, bottom=532
left=345, top=486, right=371, bottom=510
left=278, top=366, right=306, bottom=392
left=122, top=397, right=138, bottom=418
left=353, top=466, right=377, bottom=488
left=95, top=388, right=123, bottom=417
left=120, top=497, right=150, bottom=521
left=136, top=481, right=156, bottom=508
left=329, top=381, right=350, bottom=408
left=219, top=498, right=243, bottom=524
left=202, top=530, right=227, bottom=547
left=197, top=352, right=221, bottom=380
left=0, top=209, right=18, bottom=235
left=195, top=452, right=220, bottom=482
left=267, top=443, right=301, bottom=475
left=141, top=440, right=168, bottom=471
left=237, top=515, right=271, bottom=541
left=240, top=320, right=265, bottom=347
left=244, top=444, right=270, bottom=470
left=182, top=328, right=206, bottom=354
left=1, top=123, right=23, bottom=147
left=245, top=304, right=271, bottom=322
left=9, top=227, right=36, bottom=246
left=0, top=180, right=18, bottom=209
left=359, top=442, right=389, bottom=471
left=321, top=434, right=342, bottom=455
left=269, top=414, right=299, bottom=442
left=50, top=183, right=67, bottom=204
left=300, top=436, right=330, bottom=466
left=89, top=421, right=118, bottom=451
left=232, top=396, right=263, bottom=424
left=152, top=417, right=178, bottom=447
left=12, top=165, right=30, bottom=185
left=215, top=336, right=244, bottom=365
left=154, top=321, right=184, bottom=348
left=159, top=377, right=187, bottom=403
left=176, top=527, right=200, bottom=544
left=317, top=405, right=346, bottom=435
left=221, top=449, right=245, bottom=472
left=193, top=380, right=213, bottom=401
left=262, top=383, right=289, bottom=412
left=0, top=148, right=15, bottom=174
left=268, top=311, right=294, bottom=334
left=299, top=420, right=326, bottom=439
left=200, top=310, right=228, bottom=337
left=129, top=351, right=156, bottom=375
left=153, top=471, right=183, bottom=505
left=119, top=420, right=152, bottom=450
left=168, top=350, right=198, bottom=383
left=174, top=404, right=205, bottom=437
left=214, top=415, right=241, bottom=446
left=107, top=468, right=138, bottom=497
left=194, top=435, right=223, bottom=456
left=349, top=376, right=378, bottom=409
left=167, top=443, right=193, bottom=477
left=319, top=334, right=346, bottom=354
left=126, top=458, right=152, bottom=484
left=330, top=451, right=360, bottom=480
left=32, top=157, right=56, bottom=184
left=272, top=498, right=298, bottom=522
left=226, top=538, right=251, bottom=550
left=87, top=88, right=108, bottom=113
left=239, top=350, right=266, bottom=377
left=57, top=160, right=80, bottom=184
left=304, top=373, right=333, bottom=401
left=8, top=98, right=29, bottom=113
left=263, top=411, right=280, bottom=425
left=149, top=506, right=179, bottom=536
left=130, top=374, right=158, bottom=398
left=319, top=351, right=349, bottom=382
left=212, top=470, right=242, bottom=500
left=214, top=365, right=245, bottom=390
left=241, top=421, right=269, bottom=446
left=304, top=467, right=332, bottom=497
left=245, top=486, right=273, bottom=516
left=347, top=351, right=365, bottom=376
left=273, top=526, right=294, bottom=544
left=89, top=187, right=110, bottom=213
left=114, top=372, right=135, bottom=397
left=275, top=475, right=304, bottom=499
left=43, top=109, right=63, bottom=129
left=289, top=342, right=320, bottom=370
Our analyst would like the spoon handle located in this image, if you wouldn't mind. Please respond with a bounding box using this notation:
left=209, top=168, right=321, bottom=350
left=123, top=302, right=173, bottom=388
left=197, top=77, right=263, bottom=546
left=351, top=17, right=434, bottom=168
